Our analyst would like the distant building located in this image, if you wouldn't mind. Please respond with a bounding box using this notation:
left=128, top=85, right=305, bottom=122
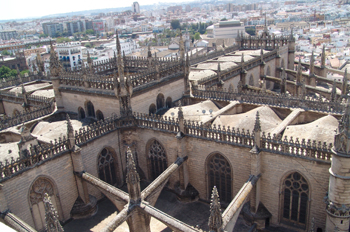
left=207, top=20, right=245, bottom=39
left=42, top=22, right=64, bottom=37
left=92, top=20, right=105, bottom=33
left=0, top=51, right=27, bottom=71
left=65, top=21, right=85, bottom=36
left=0, top=43, right=25, bottom=54
left=85, top=20, right=93, bottom=30
left=0, top=30, right=18, bottom=41
left=56, top=42, right=83, bottom=71
left=132, top=2, right=140, bottom=14
left=167, top=5, right=182, bottom=13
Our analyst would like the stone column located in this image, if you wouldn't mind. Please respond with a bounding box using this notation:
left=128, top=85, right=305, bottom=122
left=325, top=98, right=350, bottom=232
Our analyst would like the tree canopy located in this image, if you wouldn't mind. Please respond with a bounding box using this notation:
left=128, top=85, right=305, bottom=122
left=194, top=32, right=201, bottom=40
left=171, top=20, right=181, bottom=30
left=0, top=66, right=18, bottom=79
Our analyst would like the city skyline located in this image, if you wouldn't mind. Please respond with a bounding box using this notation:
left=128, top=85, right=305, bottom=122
left=1, top=0, right=194, bottom=21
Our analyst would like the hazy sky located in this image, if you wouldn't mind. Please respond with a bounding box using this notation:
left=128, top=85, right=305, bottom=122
left=1, top=0, right=188, bottom=21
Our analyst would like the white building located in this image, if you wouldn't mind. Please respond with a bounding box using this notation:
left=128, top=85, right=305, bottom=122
left=56, top=42, right=83, bottom=70
left=132, top=2, right=140, bottom=14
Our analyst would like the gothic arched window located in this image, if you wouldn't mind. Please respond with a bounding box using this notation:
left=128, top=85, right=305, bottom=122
left=166, top=97, right=172, bottom=108
left=207, top=153, right=232, bottom=203
left=266, top=66, right=271, bottom=89
left=149, top=104, right=156, bottom=115
left=29, top=177, right=61, bottom=231
left=156, top=93, right=165, bottom=110
left=78, top=107, right=85, bottom=120
left=281, top=172, right=309, bottom=227
left=86, top=101, right=95, bottom=118
left=98, top=148, right=118, bottom=186
left=96, top=110, right=104, bottom=121
left=249, top=74, right=254, bottom=86
left=148, top=140, right=167, bottom=180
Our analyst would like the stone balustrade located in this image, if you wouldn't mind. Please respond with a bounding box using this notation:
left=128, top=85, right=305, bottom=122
left=0, top=91, right=52, bottom=106
left=192, top=88, right=344, bottom=114
left=0, top=107, right=333, bottom=181
left=0, top=102, right=55, bottom=130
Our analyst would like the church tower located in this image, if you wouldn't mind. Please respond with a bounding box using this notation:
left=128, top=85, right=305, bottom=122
left=326, top=97, right=350, bottom=232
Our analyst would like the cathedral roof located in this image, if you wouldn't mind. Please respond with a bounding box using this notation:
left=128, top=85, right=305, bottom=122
left=212, top=106, right=282, bottom=134
left=217, top=55, right=255, bottom=63
left=164, top=100, right=220, bottom=122
left=196, top=61, right=236, bottom=72
left=31, top=120, right=84, bottom=142
left=9, top=82, right=52, bottom=94
left=283, top=115, right=338, bottom=144
left=189, top=70, right=217, bottom=81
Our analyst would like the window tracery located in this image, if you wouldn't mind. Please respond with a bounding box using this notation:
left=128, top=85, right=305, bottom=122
left=30, top=178, right=54, bottom=205
left=148, top=140, right=167, bottom=180
left=207, top=153, right=232, bottom=203
left=98, top=148, right=118, bottom=186
left=282, top=172, right=309, bottom=226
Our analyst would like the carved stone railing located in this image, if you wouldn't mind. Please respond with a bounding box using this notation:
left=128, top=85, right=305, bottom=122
left=189, top=45, right=240, bottom=66
left=0, top=102, right=55, bottom=131
left=134, top=112, right=179, bottom=133
left=196, top=49, right=278, bottom=87
left=0, top=91, right=52, bottom=106
left=192, top=88, right=344, bottom=114
left=0, top=109, right=332, bottom=182
left=0, top=137, right=69, bottom=181
left=0, top=73, right=49, bottom=89
left=261, top=132, right=332, bottom=161
left=74, top=115, right=118, bottom=145
left=185, top=121, right=254, bottom=147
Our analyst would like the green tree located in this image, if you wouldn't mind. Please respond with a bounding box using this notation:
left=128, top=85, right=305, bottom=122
left=20, top=70, right=29, bottom=76
left=171, top=20, right=181, bottom=30
left=0, top=66, right=17, bottom=79
left=86, top=29, right=95, bottom=35
left=56, top=37, right=72, bottom=43
left=2, top=50, right=10, bottom=56
left=85, top=42, right=92, bottom=48
left=39, top=33, right=47, bottom=38
left=194, top=32, right=201, bottom=40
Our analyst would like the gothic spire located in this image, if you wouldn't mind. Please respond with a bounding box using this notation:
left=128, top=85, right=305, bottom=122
left=331, top=79, right=337, bottom=102
left=116, top=30, right=121, bottom=56
left=296, top=56, right=302, bottom=84
left=49, top=40, right=62, bottom=77
left=43, top=193, right=64, bottom=232
left=334, top=96, right=350, bottom=155
left=309, top=50, right=315, bottom=76
left=148, top=43, right=152, bottom=58
left=126, top=147, right=139, bottom=185
left=66, top=114, right=75, bottom=149
left=241, top=53, right=244, bottom=64
left=321, top=44, right=326, bottom=67
left=254, top=111, right=261, bottom=132
left=289, top=27, right=294, bottom=41
left=342, top=68, right=348, bottom=96
left=208, top=186, right=223, bottom=232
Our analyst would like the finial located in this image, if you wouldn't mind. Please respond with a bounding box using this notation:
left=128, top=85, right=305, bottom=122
left=217, top=62, right=221, bottom=73
left=343, top=68, right=348, bottom=95
left=241, top=53, right=244, bottom=63
left=66, top=114, right=73, bottom=134
left=254, top=111, right=261, bottom=132
left=321, top=44, right=326, bottom=67
left=43, top=193, right=64, bottom=232
left=208, top=186, right=223, bottom=232
left=126, top=147, right=140, bottom=185
left=116, top=30, right=121, bottom=55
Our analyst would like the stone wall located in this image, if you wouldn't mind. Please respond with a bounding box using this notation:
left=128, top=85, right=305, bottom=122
left=0, top=153, right=78, bottom=230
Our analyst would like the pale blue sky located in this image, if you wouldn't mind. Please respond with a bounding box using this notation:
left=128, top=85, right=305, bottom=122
left=1, top=0, right=189, bottom=20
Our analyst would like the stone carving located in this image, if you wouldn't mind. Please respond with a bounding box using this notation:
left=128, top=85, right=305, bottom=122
left=43, top=193, right=64, bottom=232
left=325, top=197, right=350, bottom=218
left=49, top=41, right=63, bottom=77
left=30, top=178, right=54, bottom=205
left=334, top=98, right=350, bottom=155
left=208, top=186, right=223, bottom=232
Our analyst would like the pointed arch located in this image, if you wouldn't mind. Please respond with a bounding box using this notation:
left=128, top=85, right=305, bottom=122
left=166, top=97, right=172, bottom=108
left=280, top=171, right=309, bottom=228
left=156, top=93, right=165, bottom=110
left=249, top=74, right=254, bottom=86
left=86, top=101, right=95, bottom=118
left=78, top=107, right=85, bottom=120
left=147, top=139, right=167, bottom=180
left=149, top=104, right=156, bottom=115
left=206, top=153, right=232, bottom=203
left=96, top=110, right=104, bottom=121
left=28, top=176, right=62, bottom=231
left=97, top=147, right=119, bottom=186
